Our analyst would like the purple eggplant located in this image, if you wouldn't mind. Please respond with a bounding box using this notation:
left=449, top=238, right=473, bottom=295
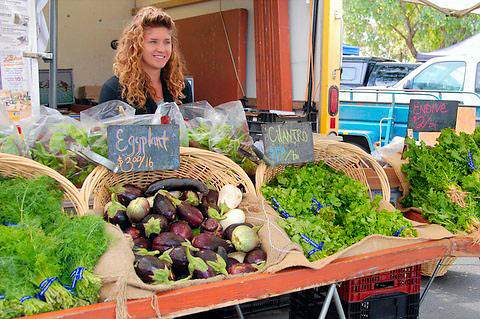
left=145, top=178, right=209, bottom=196
left=216, top=246, right=228, bottom=261
left=227, top=263, right=256, bottom=275
left=105, top=210, right=131, bottom=230
left=223, top=223, right=254, bottom=240
left=176, top=202, right=204, bottom=228
left=192, top=233, right=232, bottom=252
left=194, top=265, right=216, bottom=279
left=152, top=193, right=177, bottom=221
left=201, top=218, right=223, bottom=237
left=180, top=191, right=200, bottom=206
left=169, top=221, right=193, bottom=241
left=124, top=227, right=141, bottom=240
left=205, top=189, right=219, bottom=210
left=133, top=237, right=151, bottom=250
left=152, top=232, right=186, bottom=253
left=138, top=214, right=169, bottom=241
left=226, top=257, right=240, bottom=270
left=109, top=184, right=144, bottom=206
left=169, top=246, right=189, bottom=276
left=244, top=248, right=267, bottom=265
left=134, top=255, right=172, bottom=283
left=194, top=249, right=218, bottom=262
left=126, top=197, right=150, bottom=223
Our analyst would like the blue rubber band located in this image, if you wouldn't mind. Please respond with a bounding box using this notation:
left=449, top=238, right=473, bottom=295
left=70, top=267, right=85, bottom=290
left=19, top=296, right=33, bottom=303
left=38, top=277, right=58, bottom=297
left=301, top=234, right=324, bottom=257
left=271, top=196, right=293, bottom=218
left=393, top=226, right=406, bottom=237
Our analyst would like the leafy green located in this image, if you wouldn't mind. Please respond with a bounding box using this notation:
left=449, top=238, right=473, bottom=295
left=261, top=162, right=415, bottom=261
left=401, top=128, right=480, bottom=233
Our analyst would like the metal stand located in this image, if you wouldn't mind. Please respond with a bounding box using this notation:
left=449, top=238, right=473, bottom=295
left=317, top=284, right=346, bottom=319
left=419, top=258, right=444, bottom=306
left=235, top=304, right=245, bottom=319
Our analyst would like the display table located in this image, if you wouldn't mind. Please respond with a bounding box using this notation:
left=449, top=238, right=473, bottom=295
left=24, top=237, right=480, bottom=319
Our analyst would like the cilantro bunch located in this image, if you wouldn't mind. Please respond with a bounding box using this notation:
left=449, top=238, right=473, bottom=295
left=401, top=128, right=480, bottom=233
left=261, top=162, right=415, bottom=261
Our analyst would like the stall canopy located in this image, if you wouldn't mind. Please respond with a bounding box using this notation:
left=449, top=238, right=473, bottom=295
left=416, top=32, right=480, bottom=62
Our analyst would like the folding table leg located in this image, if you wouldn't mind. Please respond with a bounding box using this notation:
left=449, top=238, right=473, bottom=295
left=235, top=304, right=245, bottom=319
left=419, top=258, right=443, bottom=306
left=318, top=284, right=346, bottom=319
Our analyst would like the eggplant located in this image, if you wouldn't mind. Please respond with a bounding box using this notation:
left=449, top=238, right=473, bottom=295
left=226, top=257, right=240, bottom=270
left=169, top=221, right=193, bottom=241
left=186, top=247, right=216, bottom=279
left=169, top=246, right=189, bottom=276
left=115, top=184, right=144, bottom=206
left=134, top=255, right=171, bottom=283
left=205, top=189, right=219, bottom=210
left=223, top=223, right=254, bottom=240
left=138, top=214, right=169, bottom=241
left=180, top=191, right=200, bottom=206
left=192, top=233, right=232, bottom=252
left=124, top=227, right=141, bottom=240
left=151, top=232, right=186, bottom=253
left=145, top=178, right=209, bottom=196
left=152, top=194, right=177, bottom=221
left=194, top=249, right=219, bottom=262
left=105, top=210, right=131, bottom=231
left=216, top=246, right=228, bottom=261
left=133, top=237, right=151, bottom=250
left=176, top=202, right=204, bottom=228
left=227, top=263, right=256, bottom=275
left=193, top=250, right=228, bottom=275
left=126, top=197, right=150, bottom=223
left=201, top=218, right=223, bottom=238
left=193, top=265, right=216, bottom=279
left=244, top=248, right=267, bottom=265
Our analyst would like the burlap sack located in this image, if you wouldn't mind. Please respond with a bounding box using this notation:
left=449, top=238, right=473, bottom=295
left=260, top=198, right=454, bottom=274
left=93, top=194, right=297, bottom=319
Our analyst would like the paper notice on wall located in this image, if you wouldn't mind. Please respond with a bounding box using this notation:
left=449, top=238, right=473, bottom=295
left=0, top=0, right=37, bottom=122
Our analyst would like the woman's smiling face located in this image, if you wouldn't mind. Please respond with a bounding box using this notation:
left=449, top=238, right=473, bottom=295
left=142, top=26, right=172, bottom=72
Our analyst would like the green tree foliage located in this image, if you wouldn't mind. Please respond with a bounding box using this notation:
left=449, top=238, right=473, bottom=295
left=343, top=0, right=480, bottom=61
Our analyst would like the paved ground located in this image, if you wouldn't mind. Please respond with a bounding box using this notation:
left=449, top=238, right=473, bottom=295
left=241, top=257, right=480, bottom=319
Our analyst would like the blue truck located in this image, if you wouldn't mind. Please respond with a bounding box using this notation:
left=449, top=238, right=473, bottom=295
left=338, top=56, right=480, bottom=153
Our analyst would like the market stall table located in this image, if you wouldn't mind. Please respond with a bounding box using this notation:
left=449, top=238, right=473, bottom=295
left=23, top=236, right=477, bottom=319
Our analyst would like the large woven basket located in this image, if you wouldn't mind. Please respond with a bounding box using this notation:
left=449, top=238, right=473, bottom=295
left=0, top=152, right=87, bottom=215
left=421, top=257, right=457, bottom=277
left=81, top=147, right=256, bottom=210
left=256, top=138, right=391, bottom=202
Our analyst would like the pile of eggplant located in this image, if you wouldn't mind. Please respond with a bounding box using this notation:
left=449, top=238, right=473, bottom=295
left=104, top=178, right=267, bottom=285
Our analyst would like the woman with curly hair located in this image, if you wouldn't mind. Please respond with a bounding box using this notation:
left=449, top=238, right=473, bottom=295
left=99, top=7, right=192, bottom=114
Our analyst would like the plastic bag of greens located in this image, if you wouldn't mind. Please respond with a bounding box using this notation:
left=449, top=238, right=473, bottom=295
left=181, top=100, right=258, bottom=175
left=155, top=102, right=189, bottom=146
left=20, top=106, right=99, bottom=186
left=0, top=107, right=29, bottom=156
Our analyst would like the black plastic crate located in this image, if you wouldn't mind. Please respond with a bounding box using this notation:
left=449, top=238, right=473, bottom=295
left=178, top=294, right=290, bottom=319
left=246, top=111, right=318, bottom=142
left=289, top=287, right=419, bottom=319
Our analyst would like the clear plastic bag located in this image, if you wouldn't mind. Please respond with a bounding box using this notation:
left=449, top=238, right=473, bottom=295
left=80, top=100, right=136, bottom=130
left=0, top=107, right=29, bottom=156
left=155, top=102, right=189, bottom=146
left=181, top=100, right=258, bottom=175
left=20, top=106, right=100, bottom=186
left=372, top=136, right=405, bottom=165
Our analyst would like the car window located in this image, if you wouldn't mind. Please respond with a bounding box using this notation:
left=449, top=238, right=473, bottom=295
left=341, top=67, right=356, bottom=81
left=368, top=65, right=419, bottom=87
left=476, top=63, right=480, bottom=94
left=411, top=61, right=465, bottom=91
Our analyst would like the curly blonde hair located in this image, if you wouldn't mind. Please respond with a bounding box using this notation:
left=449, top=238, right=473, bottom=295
left=113, top=7, right=186, bottom=107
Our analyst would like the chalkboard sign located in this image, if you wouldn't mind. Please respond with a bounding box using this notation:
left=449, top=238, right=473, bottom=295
left=261, top=122, right=314, bottom=166
left=107, top=124, right=180, bottom=172
left=407, top=99, right=459, bottom=132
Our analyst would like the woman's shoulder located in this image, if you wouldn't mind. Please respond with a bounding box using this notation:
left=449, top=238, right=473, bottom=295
left=102, top=75, right=120, bottom=89
left=181, top=79, right=193, bottom=104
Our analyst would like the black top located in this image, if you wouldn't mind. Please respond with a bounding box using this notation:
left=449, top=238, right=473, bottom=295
left=99, top=74, right=193, bottom=114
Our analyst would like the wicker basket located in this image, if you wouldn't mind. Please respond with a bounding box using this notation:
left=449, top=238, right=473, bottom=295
left=421, top=257, right=457, bottom=277
left=81, top=147, right=256, bottom=210
left=0, top=152, right=87, bottom=215
left=256, top=139, right=391, bottom=202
